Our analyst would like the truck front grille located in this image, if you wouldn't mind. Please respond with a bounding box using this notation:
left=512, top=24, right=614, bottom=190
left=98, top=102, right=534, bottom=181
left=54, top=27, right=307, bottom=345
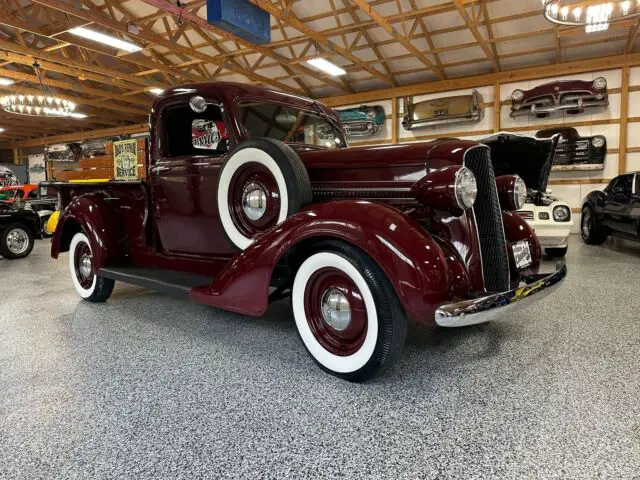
left=464, top=146, right=511, bottom=292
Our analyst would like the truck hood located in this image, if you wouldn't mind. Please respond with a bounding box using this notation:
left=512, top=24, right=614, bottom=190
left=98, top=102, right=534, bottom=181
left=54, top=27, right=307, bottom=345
left=481, top=133, right=558, bottom=192
left=289, top=139, right=477, bottom=170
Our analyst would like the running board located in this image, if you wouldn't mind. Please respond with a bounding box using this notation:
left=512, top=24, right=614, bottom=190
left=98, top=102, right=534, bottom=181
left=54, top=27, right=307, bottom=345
left=99, top=267, right=213, bottom=299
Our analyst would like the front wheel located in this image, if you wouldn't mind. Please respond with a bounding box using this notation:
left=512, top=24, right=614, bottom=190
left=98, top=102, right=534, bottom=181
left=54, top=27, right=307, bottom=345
left=545, top=247, right=567, bottom=258
left=0, top=223, right=34, bottom=259
left=69, top=232, right=114, bottom=302
left=581, top=205, right=607, bottom=245
left=292, top=243, right=407, bottom=382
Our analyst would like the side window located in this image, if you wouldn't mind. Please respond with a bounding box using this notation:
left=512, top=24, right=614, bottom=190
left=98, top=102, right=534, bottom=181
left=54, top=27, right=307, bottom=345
left=163, top=102, right=229, bottom=158
left=612, top=175, right=632, bottom=196
left=15, top=189, right=24, bottom=199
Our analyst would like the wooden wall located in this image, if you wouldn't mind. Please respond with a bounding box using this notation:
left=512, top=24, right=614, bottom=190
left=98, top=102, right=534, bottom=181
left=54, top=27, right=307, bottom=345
left=325, top=65, right=640, bottom=234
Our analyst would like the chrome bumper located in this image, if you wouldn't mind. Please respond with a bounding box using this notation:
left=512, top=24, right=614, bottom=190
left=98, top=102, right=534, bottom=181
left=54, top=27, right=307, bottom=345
left=435, top=263, right=567, bottom=327
left=510, top=98, right=607, bottom=117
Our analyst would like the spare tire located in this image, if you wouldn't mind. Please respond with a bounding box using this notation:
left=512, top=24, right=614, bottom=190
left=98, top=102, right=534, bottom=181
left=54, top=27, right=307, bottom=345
left=217, top=138, right=312, bottom=250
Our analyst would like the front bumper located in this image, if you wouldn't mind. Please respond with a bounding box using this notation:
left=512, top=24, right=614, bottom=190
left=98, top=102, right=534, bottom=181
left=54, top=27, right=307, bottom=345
left=510, top=98, right=607, bottom=117
left=435, top=263, right=567, bottom=327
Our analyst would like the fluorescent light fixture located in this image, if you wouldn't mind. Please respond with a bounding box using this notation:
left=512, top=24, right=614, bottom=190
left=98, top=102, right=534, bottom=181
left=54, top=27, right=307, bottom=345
left=0, top=77, right=14, bottom=86
left=69, top=27, right=142, bottom=53
left=306, top=58, right=347, bottom=76
left=149, top=88, right=164, bottom=95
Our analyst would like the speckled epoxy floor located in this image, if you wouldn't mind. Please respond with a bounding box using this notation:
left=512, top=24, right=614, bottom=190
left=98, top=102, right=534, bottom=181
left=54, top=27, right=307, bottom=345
left=1, top=236, right=639, bottom=479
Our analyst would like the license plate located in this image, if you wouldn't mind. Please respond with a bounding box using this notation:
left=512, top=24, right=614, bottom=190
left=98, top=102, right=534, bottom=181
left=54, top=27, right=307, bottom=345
left=512, top=240, right=532, bottom=269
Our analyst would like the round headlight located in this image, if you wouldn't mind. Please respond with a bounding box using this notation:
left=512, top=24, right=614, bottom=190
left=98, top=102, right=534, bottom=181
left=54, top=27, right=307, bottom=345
left=553, top=205, right=571, bottom=222
left=593, top=77, right=607, bottom=90
left=511, top=89, right=524, bottom=102
left=454, top=167, right=477, bottom=210
left=513, top=175, right=527, bottom=210
left=366, top=109, right=376, bottom=119
left=591, top=136, right=605, bottom=148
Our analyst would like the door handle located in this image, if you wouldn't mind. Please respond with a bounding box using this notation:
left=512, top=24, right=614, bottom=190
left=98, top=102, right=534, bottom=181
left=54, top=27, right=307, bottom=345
left=151, top=166, right=171, bottom=174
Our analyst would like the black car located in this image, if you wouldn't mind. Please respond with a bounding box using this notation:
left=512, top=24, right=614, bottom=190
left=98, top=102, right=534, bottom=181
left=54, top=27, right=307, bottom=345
left=0, top=201, right=42, bottom=259
left=581, top=173, right=640, bottom=244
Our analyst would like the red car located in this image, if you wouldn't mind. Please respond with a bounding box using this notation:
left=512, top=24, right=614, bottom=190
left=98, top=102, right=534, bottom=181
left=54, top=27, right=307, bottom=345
left=45, top=82, right=566, bottom=381
left=0, top=184, right=39, bottom=202
left=510, top=77, right=608, bottom=118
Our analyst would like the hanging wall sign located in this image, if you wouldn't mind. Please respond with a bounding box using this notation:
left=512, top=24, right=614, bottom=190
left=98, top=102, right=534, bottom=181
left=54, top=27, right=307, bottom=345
left=113, top=139, right=138, bottom=180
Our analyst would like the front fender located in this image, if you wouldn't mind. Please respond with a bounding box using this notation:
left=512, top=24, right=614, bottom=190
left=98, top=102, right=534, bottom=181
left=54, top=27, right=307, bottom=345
left=51, top=192, right=127, bottom=270
left=191, top=201, right=455, bottom=323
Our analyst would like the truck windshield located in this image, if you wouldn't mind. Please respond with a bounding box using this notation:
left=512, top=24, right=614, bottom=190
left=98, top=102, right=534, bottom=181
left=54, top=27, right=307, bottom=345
left=237, top=101, right=347, bottom=149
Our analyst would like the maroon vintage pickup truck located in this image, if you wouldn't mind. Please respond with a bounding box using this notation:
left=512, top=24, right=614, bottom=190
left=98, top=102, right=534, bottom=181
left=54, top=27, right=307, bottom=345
left=46, top=82, right=566, bottom=381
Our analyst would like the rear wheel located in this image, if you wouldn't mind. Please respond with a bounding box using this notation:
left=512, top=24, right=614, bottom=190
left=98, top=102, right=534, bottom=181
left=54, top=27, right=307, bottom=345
left=292, top=242, right=407, bottom=382
left=581, top=205, right=607, bottom=245
left=0, top=223, right=34, bottom=259
left=545, top=247, right=567, bottom=258
left=69, top=232, right=114, bottom=302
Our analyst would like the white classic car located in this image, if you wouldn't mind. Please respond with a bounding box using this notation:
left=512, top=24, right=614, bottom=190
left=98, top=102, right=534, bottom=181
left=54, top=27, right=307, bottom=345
left=482, top=132, right=573, bottom=257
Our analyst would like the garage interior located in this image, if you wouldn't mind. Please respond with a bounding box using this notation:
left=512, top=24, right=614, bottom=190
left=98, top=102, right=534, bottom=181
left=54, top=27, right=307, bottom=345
left=1, top=0, right=640, bottom=478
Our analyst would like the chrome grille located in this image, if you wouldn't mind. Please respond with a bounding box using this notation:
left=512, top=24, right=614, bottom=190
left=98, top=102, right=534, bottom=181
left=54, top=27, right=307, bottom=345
left=518, top=211, right=534, bottom=220
left=464, top=146, right=511, bottom=292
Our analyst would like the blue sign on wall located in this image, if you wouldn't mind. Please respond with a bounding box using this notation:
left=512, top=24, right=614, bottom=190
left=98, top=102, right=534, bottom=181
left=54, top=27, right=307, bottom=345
left=207, top=0, right=271, bottom=45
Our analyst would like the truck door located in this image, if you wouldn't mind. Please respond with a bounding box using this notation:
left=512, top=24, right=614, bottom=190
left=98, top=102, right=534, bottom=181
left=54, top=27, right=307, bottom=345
left=150, top=97, right=236, bottom=257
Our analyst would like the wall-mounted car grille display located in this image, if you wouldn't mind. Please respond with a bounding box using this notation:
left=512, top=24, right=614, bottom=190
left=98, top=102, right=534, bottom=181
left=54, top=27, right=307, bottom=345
left=329, top=105, right=386, bottom=139
left=402, top=90, right=483, bottom=130
left=510, top=77, right=608, bottom=118
left=536, top=127, right=606, bottom=171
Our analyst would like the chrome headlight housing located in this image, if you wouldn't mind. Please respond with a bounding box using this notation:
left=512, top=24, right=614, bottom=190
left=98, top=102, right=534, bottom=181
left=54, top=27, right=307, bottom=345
left=553, top=205, right=571, bottom=222
left=454, top=167, right=477, bottom=210
left=514, top=175, right=527, bottom=210
left=591, top=136, right=605, bottom=148
left=593, top=77, right=607, bottom=90
left=511, top=89, right=524, bottom=102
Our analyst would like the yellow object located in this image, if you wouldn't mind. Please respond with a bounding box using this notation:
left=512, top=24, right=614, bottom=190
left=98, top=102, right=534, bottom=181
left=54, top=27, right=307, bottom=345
left=68, top=179, right=111, bottom=183
left=45, top=210, right=60, bottom=235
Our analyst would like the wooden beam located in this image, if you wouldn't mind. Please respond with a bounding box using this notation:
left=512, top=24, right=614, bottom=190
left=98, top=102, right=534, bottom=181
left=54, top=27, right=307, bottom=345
left=452, top=0, right=499, bottom=71
left=29, top=0, right=301, bottom=94
left=11, top=123, right=149, bottom=148
left=252, top=0, right=394, bottom=87
left=137, top=0, right=351, bottom=94
left=391, top=97, right=398, bottom=144
left=492, top=82, right=500, bottom=132
left=320, top=51, right=640, bottom=106
left=619, top=65, right=629, bottom=174
left=348, top=0, right=444, bottom=80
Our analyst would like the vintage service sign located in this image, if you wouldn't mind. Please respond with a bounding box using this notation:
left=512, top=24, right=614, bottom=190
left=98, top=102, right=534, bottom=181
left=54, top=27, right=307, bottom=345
left=113, top=139, right=138, bottom=180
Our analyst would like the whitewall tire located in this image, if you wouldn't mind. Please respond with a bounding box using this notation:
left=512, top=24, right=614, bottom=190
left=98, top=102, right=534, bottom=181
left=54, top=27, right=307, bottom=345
left=292, top=242, right=407, bottom=382
left=69, top=232, right=114, bottom=302
left=217, top=138, right=311, bottom=250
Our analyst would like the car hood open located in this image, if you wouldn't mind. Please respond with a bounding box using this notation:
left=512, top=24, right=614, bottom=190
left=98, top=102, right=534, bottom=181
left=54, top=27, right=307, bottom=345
left=481, top=133, right=559, bottom=192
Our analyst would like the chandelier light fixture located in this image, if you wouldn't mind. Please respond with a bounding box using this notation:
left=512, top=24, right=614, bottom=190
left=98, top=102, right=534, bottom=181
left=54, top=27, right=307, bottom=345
left=542, top=1, right=640, bottom=33
left=1, top=61, right=87, bottom=119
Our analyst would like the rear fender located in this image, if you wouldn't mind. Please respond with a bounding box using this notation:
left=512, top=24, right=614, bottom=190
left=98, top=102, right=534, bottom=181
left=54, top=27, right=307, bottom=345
left=191, top=200, right=455, bottom=324
left=51, top=192, right=127, bottom=269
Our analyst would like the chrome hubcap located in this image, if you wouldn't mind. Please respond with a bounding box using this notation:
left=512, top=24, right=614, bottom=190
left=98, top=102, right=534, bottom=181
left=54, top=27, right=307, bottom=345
left=242, top=183, right=267, bottom=221
left=582, top=212, right=591, bottom=237
left=6, top=228, right=28, bottom=255
left=79, top=254, right=92, bottom=278
left=320, top=288, right=351, bottom=331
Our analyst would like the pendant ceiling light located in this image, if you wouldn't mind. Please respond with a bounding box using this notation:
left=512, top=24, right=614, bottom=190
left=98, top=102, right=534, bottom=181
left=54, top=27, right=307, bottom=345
left=542, top=1, right=640, bottom=33
left=0, top=61, right=86, bottom=119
